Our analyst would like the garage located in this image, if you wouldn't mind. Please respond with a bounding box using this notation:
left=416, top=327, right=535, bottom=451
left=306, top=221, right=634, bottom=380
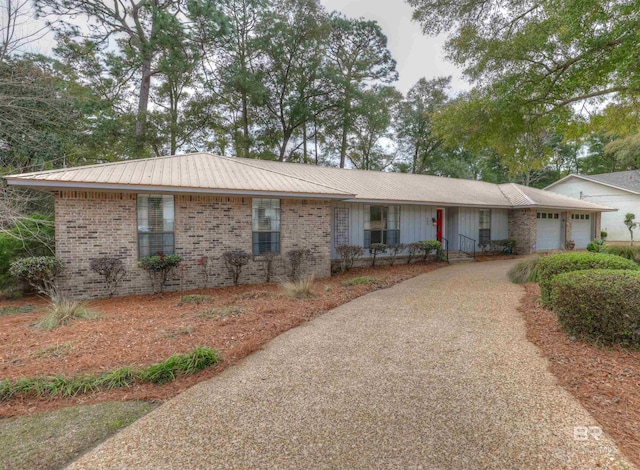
left=571, top=213, right=593, bottom=249
left=536, top=211, right=562, bottom=251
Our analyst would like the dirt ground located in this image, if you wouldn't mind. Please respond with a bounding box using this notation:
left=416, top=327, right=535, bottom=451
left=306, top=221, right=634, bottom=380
left=520, top=283, right=640, bottom=468
left=0, top=262, right=446, bottom=417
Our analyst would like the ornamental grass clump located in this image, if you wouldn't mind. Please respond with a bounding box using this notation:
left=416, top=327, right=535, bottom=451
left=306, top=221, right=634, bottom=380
left=550, top=269, right=640, bottom=347
left=507, top=256, right=541, bottom=284
left=36, top=298, right=100, bottom=330
left=536, top=252, right=639, bottom=305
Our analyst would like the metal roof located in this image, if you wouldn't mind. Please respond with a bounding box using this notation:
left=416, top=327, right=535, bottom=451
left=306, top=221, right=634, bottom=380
left=5, top=153, right=614, bottom=211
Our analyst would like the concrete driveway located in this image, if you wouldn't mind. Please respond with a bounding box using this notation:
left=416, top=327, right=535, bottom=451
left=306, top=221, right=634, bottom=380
left=70, top=260, right=632, bottom=469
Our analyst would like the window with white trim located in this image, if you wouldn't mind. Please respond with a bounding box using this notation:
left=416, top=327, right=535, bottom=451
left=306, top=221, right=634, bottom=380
left=137, top=194, right=175, bottom=257
left=364, top=205, right=400, bottom=248
left=252, top=198, right=281, bottom=255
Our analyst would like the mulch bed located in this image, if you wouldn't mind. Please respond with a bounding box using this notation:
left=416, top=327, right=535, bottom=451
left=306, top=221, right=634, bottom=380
left=0, top=262, right=446, bottom=417
left=520, top=283, right=640, bottom=467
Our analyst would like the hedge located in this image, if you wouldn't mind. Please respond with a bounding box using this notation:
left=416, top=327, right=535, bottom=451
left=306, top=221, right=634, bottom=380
left=550, top=269, right=640, bottom=347
left=537, top=252, right=639, bottom=304
left=605, top=245, right=640, bottom=263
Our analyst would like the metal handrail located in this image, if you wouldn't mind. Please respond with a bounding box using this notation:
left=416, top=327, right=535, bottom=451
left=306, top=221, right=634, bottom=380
left=440, top=236, right=449, bottom=263
left=459, top=234, right=476, bottom=259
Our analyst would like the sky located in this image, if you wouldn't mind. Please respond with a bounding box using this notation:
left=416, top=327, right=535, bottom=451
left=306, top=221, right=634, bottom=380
left=320, top=0, right=470, bottom=95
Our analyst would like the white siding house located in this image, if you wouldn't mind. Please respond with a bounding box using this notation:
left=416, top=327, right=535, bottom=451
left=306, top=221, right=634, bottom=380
left=547, top=172, right=639, bottom=242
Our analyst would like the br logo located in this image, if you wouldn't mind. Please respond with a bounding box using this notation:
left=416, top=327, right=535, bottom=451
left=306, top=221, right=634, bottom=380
left=574, top=426, right=603, bottom=441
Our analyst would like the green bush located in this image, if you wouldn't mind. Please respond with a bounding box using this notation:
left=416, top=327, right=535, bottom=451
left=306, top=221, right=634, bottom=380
left=550, top=269, right=640, bottom=347
left=9, top=256, right=64, bottom=297
left=137, top=347, right=221, bottom=384
left=0, top=214, right=54, bottom=291
left=586, top=238, right=606, bottom=253
left=139, top=254, right=182, bottom=293
left=507, top=256, right=541, bottom=284
left=605, top=245, right=640, bottom=263
left=418, top=240, right=443, bottom=262
left=537, top=252, right=639, bottom=304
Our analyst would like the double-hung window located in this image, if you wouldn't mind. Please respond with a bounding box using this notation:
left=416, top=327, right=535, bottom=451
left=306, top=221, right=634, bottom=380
left=252, top=198, right=280, bottom=255
left=364, top=205, right=400, bottom=248
left=137, top=194, right=175, bottom=257
left=479, top=209, right=491, bottom=244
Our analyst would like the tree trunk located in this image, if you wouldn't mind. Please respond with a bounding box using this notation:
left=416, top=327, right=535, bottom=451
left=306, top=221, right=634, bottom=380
left=303, top=122, right=308, bottom=162
left=135, top=57, right=153, bottom=156
left=339, top=90, right=351, bottom=168
left=241, top=91, right=250, bottom=158
left=412, top=143, right=419, bottom=174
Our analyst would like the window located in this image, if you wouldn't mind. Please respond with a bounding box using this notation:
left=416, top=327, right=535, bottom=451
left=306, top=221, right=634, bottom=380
left=537, top=212, right=559, bottom=219
left=364, top=205, right=400, bottom=248
left=479, top=209, right=491, bottom=244
left=252, top=198, right=280, bottom=255
left=571, top=214, right=591, bottom=221
left=137, top=194, right=175, bottom=258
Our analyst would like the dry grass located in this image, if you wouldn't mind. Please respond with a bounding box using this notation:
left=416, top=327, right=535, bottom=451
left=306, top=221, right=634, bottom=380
left=282, top=275, right=315, bottom=299
left=36, top=299, right=100, bottom=330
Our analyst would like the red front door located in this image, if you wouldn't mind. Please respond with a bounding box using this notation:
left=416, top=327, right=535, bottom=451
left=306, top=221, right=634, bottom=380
left=436, top=209, right=443, bottom=242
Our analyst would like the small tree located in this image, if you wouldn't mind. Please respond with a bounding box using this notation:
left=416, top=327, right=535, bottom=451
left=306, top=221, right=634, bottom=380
left=625, top=213, right=637, bottom=246
left=197, top=256, right=209, bottom=288
left=257, top=252, right=279, bottom=283
left=336, top=245, right=364, bottom=272
left=369, top=243, right=387, bottom=267
left=9, top=256, right=64, bottom=298
left=89, top=257, right=126, bottom=297
left=222, top=250, right=251, bottom=287
left=139, top=254, right=183, bottom=294
left=406, top=242, right=422, bottom=264
left=287, top=249, right=311, bottom=281
left=387, top=243, right=405, bottom=266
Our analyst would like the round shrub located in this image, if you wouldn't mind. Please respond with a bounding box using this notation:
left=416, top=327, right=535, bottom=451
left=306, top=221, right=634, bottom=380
left=537, top=252, right=639, bottom=304
left=550, top=269, right=640, bottom=347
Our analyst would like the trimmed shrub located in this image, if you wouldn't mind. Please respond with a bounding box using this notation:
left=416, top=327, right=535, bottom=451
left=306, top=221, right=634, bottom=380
left=600, top=230, right=608, bottom=240
left=90, top=257, right=126, bottom=297
left=336, top=245, right=363, bottom=272
left=258, top=251, right=278, bottom=283
left=287, top=249, right=311, bottom=281
left=605, top=245, right=640, bottom=263
left=507, top=256, right=541, bottom=284
left=9, top=256, right=64, bottom=298
left=139, top=254, right=182, bottom=293
left=406, top=242, right=422, bottom=264
left=479, top=238, right=517, bottom=254
left=222, top=250, right=251, bottom=287
left=586, top=238, right=606, bottom=253
left=369, top=243, right=386, bottom=267
left=550, top=269, right=640, bottom=347
left=419, top=240, right=443, bottom=262
left=537, top=252, right=639, bottom=304
left=387, top=243, right=405, bottom=266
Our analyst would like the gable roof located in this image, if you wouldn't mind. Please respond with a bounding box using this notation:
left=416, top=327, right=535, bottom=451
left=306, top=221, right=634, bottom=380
left=5, top=152, right=614, bottom=211
left=546, top=171, right=640, bottom=196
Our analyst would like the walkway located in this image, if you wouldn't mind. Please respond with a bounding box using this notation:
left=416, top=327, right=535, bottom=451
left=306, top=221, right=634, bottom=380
left=70, top=260, right=632, bottom=469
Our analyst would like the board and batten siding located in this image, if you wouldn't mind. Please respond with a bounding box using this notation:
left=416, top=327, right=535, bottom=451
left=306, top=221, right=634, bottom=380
left=455, top=208, right=509, bottom=249
left=331, top=202, right=439, bottom=257
left=331, top=203, right=509, bottom=256
left=548, top=178, right=628, bottom=240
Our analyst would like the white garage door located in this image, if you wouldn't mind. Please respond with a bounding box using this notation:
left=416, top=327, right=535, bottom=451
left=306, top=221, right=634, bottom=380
left=536, top=212, right=562, bottom=251
left=571, top=213, right=593, bottom=249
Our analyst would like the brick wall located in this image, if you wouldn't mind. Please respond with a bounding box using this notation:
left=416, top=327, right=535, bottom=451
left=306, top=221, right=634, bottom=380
left=54, top=191, right=332, bottom=299
left=508, top=208, right=536, bottom=255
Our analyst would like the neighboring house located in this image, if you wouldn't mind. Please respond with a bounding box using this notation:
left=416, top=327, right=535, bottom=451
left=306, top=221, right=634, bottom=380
left=5, top=153, right=612, bottom=298
left=546, top=170, right=640, bottom=243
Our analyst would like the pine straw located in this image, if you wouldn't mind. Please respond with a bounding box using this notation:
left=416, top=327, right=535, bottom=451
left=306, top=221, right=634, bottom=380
left=0, top=262, right=447, bottom=417
left=519, top=283, right=640, bottom=467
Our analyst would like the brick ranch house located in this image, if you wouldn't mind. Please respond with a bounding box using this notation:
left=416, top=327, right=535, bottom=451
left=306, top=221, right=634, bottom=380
left=5, top=153, right=613, bottom=298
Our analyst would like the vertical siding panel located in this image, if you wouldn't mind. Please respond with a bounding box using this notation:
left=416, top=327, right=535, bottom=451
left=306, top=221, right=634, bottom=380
left=491, top=209, right=509, bottom=239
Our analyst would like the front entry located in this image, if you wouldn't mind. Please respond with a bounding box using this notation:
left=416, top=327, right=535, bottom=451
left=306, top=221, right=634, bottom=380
left=436, top=209, right=443, bottom=242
